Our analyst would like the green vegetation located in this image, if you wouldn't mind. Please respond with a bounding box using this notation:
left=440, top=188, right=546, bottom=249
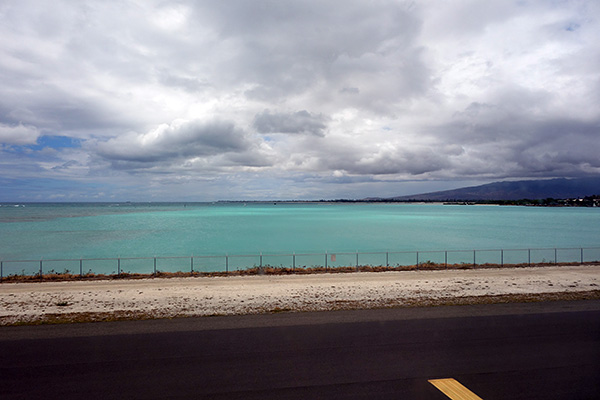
left=472, top=195, right=600, bottom=207
left=262, top=195, right=600, bottom=206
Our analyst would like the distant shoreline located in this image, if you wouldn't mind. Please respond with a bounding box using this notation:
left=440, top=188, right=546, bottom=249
left=2, top=197, right=597, bottom=207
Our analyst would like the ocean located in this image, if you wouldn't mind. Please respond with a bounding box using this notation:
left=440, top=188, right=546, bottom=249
left=1, top=202, right=599, bottom=275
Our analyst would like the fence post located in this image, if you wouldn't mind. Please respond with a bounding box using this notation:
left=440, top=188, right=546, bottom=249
left=1, top=261, right=3, bottom=282
left=6, top=246, right=594, bottom=278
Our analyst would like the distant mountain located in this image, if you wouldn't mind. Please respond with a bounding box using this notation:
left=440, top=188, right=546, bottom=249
left=383, top=177, right=600, bottom=201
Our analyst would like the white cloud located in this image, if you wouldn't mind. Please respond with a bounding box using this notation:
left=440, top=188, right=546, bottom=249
left=0, top=123, right=40, bottom=145
left=253, top=110, right=328, bottom=136
left=94, top=118, right=273, bottom=172
left=0, top=0, right=599, bottom=200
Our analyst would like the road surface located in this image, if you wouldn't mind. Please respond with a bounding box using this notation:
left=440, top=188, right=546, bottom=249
left=1, top=300, right=599, bottom=399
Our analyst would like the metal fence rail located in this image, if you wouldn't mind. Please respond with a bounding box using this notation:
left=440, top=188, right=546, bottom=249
left=1, top=246, right=599, bottom=281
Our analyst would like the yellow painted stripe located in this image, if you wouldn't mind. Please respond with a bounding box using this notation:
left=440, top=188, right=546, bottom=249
left=428, top=378, right=483, bottom=400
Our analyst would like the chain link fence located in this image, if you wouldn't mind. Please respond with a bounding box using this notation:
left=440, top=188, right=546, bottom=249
left=1, top=246, right=599, bottom=281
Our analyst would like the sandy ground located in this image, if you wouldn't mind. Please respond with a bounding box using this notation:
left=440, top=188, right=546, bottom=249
left=1, top=265, right=599, bottom=325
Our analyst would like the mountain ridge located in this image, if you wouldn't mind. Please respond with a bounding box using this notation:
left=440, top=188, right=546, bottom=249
left=376, top=177, right=600, bottom=201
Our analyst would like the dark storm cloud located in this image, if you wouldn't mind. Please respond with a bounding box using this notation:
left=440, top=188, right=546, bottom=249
left=95, top=120, right=257, bottom=166
left=512, top=120, right=600, bottom=176
left=429, top=103, right=600, bottom=180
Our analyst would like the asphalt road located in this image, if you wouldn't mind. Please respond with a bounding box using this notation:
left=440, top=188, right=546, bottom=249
left=1, top=301, right=600, bottom=399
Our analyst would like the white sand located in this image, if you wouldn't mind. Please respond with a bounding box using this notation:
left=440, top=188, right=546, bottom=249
left=1, top=265, right=599, bottom=325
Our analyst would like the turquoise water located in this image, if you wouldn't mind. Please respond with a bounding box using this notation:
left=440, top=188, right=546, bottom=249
left=1, top=202, right=599, bottom=274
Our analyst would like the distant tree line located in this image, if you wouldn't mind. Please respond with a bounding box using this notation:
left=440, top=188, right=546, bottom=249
left=481, top=195, right=600, bottom=207
left=318, top=195, right=600, bottom=207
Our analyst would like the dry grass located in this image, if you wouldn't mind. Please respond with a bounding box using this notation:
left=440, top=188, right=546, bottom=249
left=2, top=310, right=167, bottom=326
left=1, top=261, right=597, bottom=284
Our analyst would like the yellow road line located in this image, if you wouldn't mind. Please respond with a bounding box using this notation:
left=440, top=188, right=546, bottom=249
left=428, top=378, right=483, bottom=400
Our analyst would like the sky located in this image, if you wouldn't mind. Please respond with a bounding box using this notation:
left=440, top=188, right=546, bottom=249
left=1, top=0, right=599, bottom=201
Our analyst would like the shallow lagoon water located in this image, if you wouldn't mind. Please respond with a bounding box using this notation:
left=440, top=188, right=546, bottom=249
left=1, top=202, right=599, bottom=257
left=1, top=202, right=599, bottom=274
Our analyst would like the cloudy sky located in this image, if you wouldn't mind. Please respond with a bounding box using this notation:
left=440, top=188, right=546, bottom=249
left=1, top=0, right=599, bottom=201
